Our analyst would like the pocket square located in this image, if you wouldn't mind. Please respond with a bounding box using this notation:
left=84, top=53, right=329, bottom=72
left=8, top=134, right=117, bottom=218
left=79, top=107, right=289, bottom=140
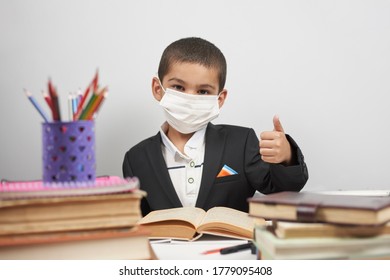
left=217, top=164, right=238, bottom=178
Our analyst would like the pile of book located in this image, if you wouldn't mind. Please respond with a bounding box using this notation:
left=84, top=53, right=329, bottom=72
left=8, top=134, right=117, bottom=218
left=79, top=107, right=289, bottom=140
left=0, top=176, right=154, bottom=259
left=248, top=191, right=390, bottom=260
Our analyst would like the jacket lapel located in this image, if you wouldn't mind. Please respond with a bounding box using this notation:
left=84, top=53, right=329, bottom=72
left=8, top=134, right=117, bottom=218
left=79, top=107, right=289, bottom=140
left=146, top=133, right=183, bottom=208
left=196, top=123, right=227, bottom=208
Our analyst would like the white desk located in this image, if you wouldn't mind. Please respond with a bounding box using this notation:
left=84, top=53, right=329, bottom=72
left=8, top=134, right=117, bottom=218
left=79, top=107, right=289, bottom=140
left=150, top=235, right=256, bottom=260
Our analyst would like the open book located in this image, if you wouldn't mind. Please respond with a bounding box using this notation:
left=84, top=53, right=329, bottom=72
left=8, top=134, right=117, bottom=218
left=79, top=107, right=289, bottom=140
left=137, top=206, right=263, bottom=241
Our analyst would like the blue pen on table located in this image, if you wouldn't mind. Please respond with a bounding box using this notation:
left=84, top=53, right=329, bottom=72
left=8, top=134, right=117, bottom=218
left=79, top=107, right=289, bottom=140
left=24, top=89, right=50, bottom=122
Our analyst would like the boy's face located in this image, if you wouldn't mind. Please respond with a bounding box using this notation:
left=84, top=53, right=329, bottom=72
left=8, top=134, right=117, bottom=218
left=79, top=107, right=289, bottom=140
left=152, top=62, right=227, bottom=108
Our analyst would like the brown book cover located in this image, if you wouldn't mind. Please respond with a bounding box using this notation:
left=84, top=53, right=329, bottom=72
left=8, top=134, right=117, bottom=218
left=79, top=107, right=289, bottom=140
left=273, top=221, right=390, bottom=239
left=253, top=225, right=390, bottom=260
left=0, top=190, right=146, bottom=235
left=0, top=226, right=153, bottom=260
left=248, top=191, right=390, bottom=226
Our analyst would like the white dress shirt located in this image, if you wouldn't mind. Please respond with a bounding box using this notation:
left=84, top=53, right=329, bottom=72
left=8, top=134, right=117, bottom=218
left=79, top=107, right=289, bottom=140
left=159, top=122, right=206, bottom=207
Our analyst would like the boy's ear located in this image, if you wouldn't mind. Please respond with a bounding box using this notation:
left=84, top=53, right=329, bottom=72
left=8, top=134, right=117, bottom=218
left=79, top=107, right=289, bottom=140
left=218, top=89, right=228, bottom=108
left=152, top=77, right=164, bottom=101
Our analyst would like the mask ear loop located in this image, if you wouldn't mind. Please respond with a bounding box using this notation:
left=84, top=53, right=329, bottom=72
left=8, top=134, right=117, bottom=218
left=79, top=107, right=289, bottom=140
left=155, top=74, right=166, bottom=93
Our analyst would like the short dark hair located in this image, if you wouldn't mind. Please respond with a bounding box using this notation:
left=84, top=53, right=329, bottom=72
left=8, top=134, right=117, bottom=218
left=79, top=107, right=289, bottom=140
left=158, top=37, right=227, bottom=91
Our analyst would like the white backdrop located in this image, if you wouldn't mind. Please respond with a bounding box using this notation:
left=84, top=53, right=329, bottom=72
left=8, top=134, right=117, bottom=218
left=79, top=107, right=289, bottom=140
left=1, top=0, right=389, bottom=191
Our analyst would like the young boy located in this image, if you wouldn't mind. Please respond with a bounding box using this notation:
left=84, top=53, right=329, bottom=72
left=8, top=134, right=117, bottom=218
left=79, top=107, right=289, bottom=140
left=123, top=37, right=308, bottom=216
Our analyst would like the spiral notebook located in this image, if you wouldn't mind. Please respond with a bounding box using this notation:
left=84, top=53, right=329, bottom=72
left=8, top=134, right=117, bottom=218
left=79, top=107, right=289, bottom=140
left=0, top=176, right=139, bottom=200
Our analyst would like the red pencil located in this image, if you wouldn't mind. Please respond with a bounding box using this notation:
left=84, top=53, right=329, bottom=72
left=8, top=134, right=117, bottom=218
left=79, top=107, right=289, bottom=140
left=48, top=79, right=61, bottom=121
left=42, top=90, right=53, bottom=111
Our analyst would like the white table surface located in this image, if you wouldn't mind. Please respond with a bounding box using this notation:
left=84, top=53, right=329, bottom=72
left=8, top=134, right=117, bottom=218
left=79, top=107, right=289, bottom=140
left=150, top=235, right=257, bottom=260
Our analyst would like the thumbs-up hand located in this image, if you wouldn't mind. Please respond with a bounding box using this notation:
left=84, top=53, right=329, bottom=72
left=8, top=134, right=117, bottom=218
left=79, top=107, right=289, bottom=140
left=259, top=115, right=292, bottom=165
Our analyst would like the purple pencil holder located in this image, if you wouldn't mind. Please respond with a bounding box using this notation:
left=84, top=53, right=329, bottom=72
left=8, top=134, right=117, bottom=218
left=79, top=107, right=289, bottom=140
left=42, top=120, right=96, bottom=184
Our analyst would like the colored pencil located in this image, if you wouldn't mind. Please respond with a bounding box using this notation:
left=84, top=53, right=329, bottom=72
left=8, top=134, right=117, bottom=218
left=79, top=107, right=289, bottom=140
left=48, top=79, right=61, bottom=121
left=68, top=93, right=73, bottom=121
left=71, top=93, right=78, bottom=120
left=24, top=89, right=50, bottom=122
left=42, top=90, right=53, bottom=111
left=79, top=90, right=99, bottom=120
left=86, top=88, right=108, bottom=120
left=74, top=70, right=98, bottom=120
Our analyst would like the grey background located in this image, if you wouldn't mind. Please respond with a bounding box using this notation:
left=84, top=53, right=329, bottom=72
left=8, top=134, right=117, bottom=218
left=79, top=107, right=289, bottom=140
left=1, top=0, right=389, bottom=191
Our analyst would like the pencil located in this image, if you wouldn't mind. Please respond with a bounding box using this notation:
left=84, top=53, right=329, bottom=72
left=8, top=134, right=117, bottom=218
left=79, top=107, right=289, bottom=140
left=68, top=93, right=73, bottom=121
left=71, top=93, right=78, bottom=120
left=87, top=89, right=108, bottom=120
left=74, top=70, right=98, bottom=120
left=42, top=90, right=53, bottom=111
left=92, top=69, right=99, bottom=91
left=48, top=79, right=61, bottom=121
left=79, top=90, right=99, bottom=120
left=84, top=87, right=107, bottom=120
left=24, top=89, right=50, bottom=122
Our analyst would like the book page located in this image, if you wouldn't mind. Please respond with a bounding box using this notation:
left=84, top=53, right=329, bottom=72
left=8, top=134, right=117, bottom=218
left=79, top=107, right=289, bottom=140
left=198, top=207, right=260, bottom=237
left=138, top=207, right=206, bottom=228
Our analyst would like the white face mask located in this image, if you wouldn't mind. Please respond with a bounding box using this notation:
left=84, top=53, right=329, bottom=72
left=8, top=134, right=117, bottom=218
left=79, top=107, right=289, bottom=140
left=158, top=83, right=221, bottom=134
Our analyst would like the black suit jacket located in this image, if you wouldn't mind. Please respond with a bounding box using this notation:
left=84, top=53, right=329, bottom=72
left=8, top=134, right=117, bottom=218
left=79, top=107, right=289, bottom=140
left=123, top=123, right=308, bottom=216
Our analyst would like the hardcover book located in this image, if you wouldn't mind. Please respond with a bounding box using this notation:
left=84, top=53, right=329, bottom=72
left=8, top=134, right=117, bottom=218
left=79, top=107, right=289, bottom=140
left=272, top=221, right=390, bottom=239
left=0, top=226, right=154, bottom=260
left=248, top=191, right=390, bottom=226
left=0, top=190, right=146, bottom=235
left=254, top=225, right=390, bottom=260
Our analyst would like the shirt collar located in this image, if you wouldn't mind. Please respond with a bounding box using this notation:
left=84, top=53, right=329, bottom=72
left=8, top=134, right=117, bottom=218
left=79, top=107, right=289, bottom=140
left=160, top=122, right=206, bottom=161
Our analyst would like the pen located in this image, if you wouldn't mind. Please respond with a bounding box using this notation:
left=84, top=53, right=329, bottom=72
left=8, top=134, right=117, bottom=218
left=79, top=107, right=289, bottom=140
left=201, top=242, right=253, bottom=255
left=220, top=242, right=252, bottom=255
left=201, top=247, right=225, bottom=255
left=24, top=89, right=50, bottom=122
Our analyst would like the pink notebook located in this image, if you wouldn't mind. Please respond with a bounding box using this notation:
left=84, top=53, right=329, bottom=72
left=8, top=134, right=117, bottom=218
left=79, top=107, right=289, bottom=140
left=0, top=176, right=139, bottom=200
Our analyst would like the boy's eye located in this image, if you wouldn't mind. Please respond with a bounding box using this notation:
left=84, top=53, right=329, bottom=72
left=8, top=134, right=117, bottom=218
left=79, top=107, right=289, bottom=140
left=172, top=85, right=185, bottom=92
left=198, top=90, right=210, bottom=95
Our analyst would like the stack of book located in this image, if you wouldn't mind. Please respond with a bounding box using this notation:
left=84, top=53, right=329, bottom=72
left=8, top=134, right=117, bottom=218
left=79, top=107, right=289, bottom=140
left=0, top=176, right=154, bottom=260
left=248, top=191, right=390, bottom=260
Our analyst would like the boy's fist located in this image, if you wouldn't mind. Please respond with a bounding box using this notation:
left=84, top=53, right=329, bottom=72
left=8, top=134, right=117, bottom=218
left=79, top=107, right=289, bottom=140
left=259, top=115, right=292, bottom=165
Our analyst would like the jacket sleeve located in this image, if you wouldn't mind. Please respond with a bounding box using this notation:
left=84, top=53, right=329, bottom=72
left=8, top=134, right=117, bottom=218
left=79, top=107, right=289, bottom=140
left=244, top=128, right=308, bottom=194
left=122, top=151, right=134, bottom=178
left=122, top=151, right=151, bottom=216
